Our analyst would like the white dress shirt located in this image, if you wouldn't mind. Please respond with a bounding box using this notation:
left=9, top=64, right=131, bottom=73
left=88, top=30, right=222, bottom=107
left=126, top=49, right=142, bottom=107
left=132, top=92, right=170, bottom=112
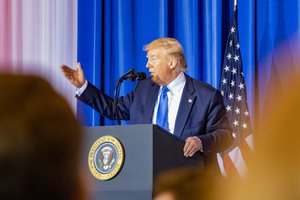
left=152, top=72, right=186, bottom=134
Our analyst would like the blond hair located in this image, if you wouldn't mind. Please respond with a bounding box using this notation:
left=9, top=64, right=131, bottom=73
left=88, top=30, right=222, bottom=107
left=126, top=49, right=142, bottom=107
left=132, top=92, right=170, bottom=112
left=144, top=38, right=187, bottom=71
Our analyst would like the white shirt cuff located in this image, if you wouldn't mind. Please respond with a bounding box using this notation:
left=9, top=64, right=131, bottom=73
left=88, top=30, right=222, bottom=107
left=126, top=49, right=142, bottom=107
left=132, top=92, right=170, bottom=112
left=75, top=80, right=88, bottom=96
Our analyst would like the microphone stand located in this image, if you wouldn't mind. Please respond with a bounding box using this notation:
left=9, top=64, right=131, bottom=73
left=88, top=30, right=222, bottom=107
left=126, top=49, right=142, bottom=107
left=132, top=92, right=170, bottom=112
left=113, top=69, right=135, bottom=125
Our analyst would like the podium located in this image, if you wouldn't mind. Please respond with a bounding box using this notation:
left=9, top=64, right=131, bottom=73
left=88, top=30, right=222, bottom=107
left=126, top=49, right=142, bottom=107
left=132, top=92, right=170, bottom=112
left=81, top=124, right=204, bottom=200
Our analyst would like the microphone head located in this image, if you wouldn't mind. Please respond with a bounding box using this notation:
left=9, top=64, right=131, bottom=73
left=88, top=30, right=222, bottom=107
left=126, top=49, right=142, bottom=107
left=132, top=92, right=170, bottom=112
left=135, top=72, right=146, bottom=81
left=123, top=71, right=147, bottom=81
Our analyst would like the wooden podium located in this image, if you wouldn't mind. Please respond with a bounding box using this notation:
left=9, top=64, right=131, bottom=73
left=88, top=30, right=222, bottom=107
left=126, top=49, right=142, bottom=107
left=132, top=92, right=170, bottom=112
left=81, top=124, right=204, bottom=200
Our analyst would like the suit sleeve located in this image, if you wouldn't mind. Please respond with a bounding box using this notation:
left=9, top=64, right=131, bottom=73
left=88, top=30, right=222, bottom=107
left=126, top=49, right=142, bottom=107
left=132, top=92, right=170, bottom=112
left=77, top=82, right=133, bottom=120
left=198, top=90, right=233, bottom=152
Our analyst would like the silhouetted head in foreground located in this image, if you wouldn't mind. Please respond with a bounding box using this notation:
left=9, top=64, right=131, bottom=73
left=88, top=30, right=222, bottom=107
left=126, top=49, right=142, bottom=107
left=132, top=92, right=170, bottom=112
left=0, top=74, right=84, bottom=200
left=225, top=77, right=300, bottom=200
left=153, top=167, right=225, bottom=200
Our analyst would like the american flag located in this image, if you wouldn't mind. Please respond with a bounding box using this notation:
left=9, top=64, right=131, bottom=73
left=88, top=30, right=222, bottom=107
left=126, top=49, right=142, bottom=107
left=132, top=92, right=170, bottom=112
left=217, top=10, right=254, bottom=177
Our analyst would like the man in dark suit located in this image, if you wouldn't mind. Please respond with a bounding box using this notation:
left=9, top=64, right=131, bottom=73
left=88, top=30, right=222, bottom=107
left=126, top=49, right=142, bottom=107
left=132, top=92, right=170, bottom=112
left=61, top=37, right=232, bottom=168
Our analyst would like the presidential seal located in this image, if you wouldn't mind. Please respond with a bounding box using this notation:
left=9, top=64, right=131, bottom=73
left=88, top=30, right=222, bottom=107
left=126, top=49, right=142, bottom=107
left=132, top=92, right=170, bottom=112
left=88, top=135, right=125, bottom=180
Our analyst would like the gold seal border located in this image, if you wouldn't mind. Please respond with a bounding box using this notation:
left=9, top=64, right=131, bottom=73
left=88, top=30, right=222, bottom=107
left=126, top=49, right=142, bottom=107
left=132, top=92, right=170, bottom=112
left=88, top=135, right=125, bottom=181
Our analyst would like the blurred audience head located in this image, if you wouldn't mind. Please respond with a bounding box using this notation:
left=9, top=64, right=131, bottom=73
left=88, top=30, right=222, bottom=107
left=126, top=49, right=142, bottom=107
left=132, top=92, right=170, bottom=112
left=225, top=77, right=300, bottom=200
left=0, top=74, right=84, bottom=200
left=153, top=167, right=225, bottom=200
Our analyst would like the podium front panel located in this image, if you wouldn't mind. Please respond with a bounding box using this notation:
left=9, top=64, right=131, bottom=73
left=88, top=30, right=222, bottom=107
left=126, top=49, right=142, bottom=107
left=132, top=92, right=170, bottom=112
left=81, top=124, right=204, bottom=200
left=82, top=125, right=154, bottom=200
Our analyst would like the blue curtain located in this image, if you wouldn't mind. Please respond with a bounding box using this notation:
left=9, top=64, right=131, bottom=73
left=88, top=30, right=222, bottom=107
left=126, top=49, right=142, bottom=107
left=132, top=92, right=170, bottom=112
left=77, top=0, right=300, bottom=127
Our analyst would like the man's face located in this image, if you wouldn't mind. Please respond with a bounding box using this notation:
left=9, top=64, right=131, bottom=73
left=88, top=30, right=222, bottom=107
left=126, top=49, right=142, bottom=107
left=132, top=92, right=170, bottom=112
left=146, top=48, right=172, bottom=86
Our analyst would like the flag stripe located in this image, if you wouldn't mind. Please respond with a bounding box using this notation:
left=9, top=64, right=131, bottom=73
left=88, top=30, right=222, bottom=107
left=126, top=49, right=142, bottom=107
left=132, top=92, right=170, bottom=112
left=238, top=138, right=253, bottom=165
left=245, top=134, right=254, bottom=151
left=228, top=147, right=248, bottom=177
left=217, top=153, right=226, bottom=176
left=223, top=154, right=239, bottom=176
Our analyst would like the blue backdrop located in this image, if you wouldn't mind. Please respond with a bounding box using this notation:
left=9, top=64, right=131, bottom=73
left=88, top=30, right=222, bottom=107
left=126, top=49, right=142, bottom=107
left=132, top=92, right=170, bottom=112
left=77, top=0, right=300, bottom=128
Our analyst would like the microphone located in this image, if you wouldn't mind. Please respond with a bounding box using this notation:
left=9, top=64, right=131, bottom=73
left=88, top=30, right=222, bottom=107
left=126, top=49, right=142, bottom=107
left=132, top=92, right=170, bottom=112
left=114, top=69, right=147, bottom=125
left=126, top=72, right=147, bottom=81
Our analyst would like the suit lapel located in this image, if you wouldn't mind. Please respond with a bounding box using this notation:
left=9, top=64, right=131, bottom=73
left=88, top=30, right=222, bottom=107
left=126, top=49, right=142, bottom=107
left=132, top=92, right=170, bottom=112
left=174, top=74, right=196, bottom=138
left=144, top=82, right=160, bottom=123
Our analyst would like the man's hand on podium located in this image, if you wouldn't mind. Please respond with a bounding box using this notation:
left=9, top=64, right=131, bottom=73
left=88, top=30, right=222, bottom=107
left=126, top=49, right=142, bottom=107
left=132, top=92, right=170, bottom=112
left=183, top=136, right=202, bottom=157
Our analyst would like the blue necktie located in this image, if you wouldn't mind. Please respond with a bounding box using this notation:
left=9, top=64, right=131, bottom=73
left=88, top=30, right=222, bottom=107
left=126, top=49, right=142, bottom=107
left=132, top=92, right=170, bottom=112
left=156, top=86, right=169, bottom=131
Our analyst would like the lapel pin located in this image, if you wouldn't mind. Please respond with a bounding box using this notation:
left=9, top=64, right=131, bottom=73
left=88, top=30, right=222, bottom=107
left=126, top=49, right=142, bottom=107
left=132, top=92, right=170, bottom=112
left=188, top=99, right=192, bottom=103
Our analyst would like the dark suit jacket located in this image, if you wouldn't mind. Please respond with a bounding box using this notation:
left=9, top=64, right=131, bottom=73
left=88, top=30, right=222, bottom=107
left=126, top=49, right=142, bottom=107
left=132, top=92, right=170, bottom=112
left=78, top=73, right=232, bottom=168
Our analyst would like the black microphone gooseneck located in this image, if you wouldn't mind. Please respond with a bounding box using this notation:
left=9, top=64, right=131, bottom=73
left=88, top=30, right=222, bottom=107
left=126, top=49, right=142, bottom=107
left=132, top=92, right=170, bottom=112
left=113, top=69, right=146, bottom=125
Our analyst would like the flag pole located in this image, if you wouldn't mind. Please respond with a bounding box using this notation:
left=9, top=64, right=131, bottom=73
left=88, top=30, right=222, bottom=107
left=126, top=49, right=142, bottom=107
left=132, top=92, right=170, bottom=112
left=234, top=0, right=237, bottom=11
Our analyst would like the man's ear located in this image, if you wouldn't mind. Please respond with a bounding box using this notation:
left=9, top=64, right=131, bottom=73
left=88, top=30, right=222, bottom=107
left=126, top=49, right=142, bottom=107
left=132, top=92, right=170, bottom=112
left=169, top=58, right=178, bottom=70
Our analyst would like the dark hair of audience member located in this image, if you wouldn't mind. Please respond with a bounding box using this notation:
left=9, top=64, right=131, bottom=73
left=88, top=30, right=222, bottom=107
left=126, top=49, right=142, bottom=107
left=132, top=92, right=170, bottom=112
left=0, top=74, right=84, bottom=200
